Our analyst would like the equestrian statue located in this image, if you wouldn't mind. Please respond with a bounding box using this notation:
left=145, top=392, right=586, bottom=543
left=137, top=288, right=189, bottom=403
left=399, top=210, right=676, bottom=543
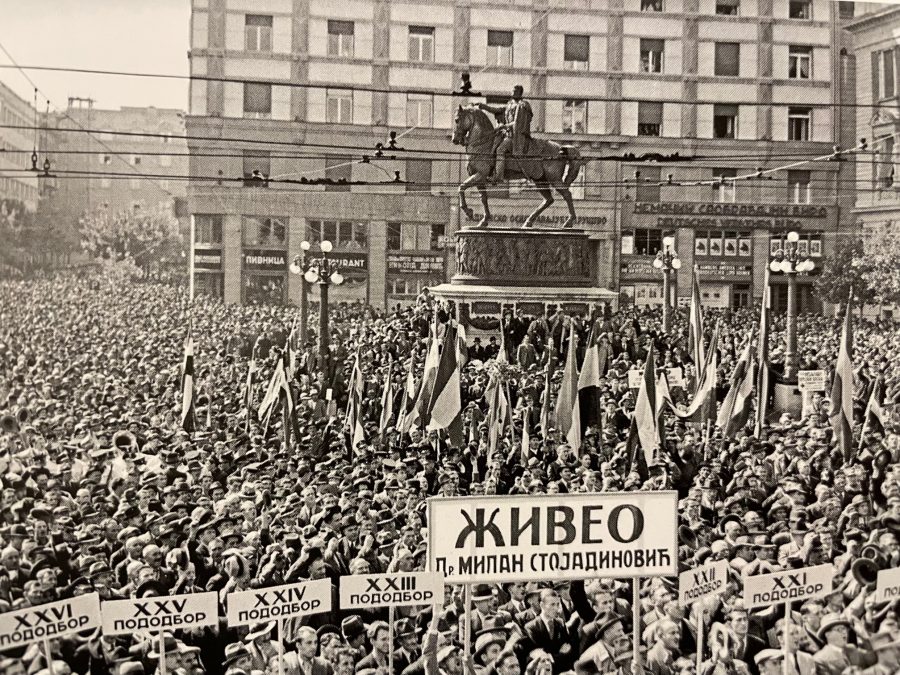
left=451, top=85, right=584, bottom=229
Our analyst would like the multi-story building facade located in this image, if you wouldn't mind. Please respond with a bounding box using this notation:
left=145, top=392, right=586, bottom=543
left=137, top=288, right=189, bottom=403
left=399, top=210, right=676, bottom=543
left=44, top=103, right=188, bottom=232
left=187, top=0, right=850, bottom=311
left=0, top=81, right=40, bottom=212
left=847, top=6, right=900, bottom=317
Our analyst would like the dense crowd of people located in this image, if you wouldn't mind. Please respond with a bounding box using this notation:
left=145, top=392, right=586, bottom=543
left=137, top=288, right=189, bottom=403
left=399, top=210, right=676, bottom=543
left=0, top=266, right=899, bottom=675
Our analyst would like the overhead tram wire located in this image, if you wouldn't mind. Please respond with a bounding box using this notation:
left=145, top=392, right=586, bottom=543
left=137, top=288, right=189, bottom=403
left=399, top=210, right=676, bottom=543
left=0, top=62, right=890, bottom=108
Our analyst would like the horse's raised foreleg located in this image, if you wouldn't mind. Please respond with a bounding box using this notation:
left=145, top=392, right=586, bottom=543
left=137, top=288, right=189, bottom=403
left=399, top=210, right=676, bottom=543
left=523, top=181, right=554, bottom=229
left=458, top=173, right=485, bottom=224
left=555, top=185, right=577, bottom=229
left=476, top=184, right=491, bottom=228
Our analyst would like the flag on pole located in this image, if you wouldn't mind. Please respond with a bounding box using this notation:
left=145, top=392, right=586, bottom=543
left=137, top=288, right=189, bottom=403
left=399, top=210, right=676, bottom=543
left=688, top=267, right=706, bottom=387
left=280, top=344, right=298, bottom=451
left=539, top=347, right=553, bottom=440
left=577, top=323, right=601, bottom=390
left=427, top=323, right=462, bottom=432
left=829, top=297, right=854, bottom=462
left=205, top=382, right=213, bottom=430
left=258, top=360, right=283, bottom=427
left=554, top=325, right=581, bottom=452
left=716, top=337, right=755, bottom=438
left=633, top=343, right=661, bottom=465
left=346, top=350, right=366, bottom=451
left=180, top=335, right=196, bottom=433
left=520, top=407, right=531, bottom=464
left=245, top=337, right=260, bottom=433
left=497, top=318, right=509, bottom=365
left=755, top=268, right=771, bottom=435
left=379, top=359, right=394, bottom=433
left=669, top=324, right=719, bottom=420
left=485, top=374, right=508, bottom=455
left=859, top=376, right=886, bottom=450
left=413, top=322, right=441, bottom=427
left=398, top=354, right=418, bottom=434
left=456, top=323, right=469, bottom=368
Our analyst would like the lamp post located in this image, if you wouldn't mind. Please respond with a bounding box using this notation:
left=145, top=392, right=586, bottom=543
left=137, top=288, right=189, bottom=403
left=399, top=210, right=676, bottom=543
left=769, top=230, right=815, bottom=381
left=289, top=242, right=311, bottom=344
left=653, top=235, right=682, bottom=333
left=292, top=240, right=344, bottom=363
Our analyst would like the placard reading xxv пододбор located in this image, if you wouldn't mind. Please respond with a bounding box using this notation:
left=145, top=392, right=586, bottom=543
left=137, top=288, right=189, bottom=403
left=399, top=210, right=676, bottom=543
left=427, top=493, right=678, bottom=584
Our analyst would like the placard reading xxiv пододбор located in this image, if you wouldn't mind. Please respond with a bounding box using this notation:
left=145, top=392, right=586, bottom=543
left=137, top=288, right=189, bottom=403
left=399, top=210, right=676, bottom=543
left=427, top=492, right=678, bottom=584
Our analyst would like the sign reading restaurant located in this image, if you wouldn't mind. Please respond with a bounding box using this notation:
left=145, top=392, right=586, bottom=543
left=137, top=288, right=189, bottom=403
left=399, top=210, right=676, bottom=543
left=632, top=202, right=830, bottom=230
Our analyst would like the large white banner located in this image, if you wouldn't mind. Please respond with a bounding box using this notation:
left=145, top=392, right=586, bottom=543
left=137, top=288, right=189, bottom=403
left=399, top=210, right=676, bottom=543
left=427, top=492, right=678, bottom=583
left=0, top=594, right=101, bottom=651
left=227, top=579, right=332, bottom=627
left=340, top=572, right=444, bottom=609
left=101, top=592, right=219, bottom=636
left=743, top=564, right=834, bottom=609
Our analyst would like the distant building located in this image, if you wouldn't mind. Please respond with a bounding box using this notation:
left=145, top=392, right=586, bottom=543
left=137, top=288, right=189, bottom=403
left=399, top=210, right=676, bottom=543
left=846, top=5, right=900, bottom=316
left=187, top=0, right=851, bottom=312
left=0, top=81, right=40, bottom=212
left=44, top=102, right=188, bottom=232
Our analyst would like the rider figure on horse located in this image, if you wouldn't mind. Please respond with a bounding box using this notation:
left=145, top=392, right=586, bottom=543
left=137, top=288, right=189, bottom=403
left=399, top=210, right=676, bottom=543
left=477, top=85, right=532, bottom=184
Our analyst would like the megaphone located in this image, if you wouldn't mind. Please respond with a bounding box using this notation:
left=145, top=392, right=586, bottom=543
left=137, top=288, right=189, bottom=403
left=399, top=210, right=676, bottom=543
left=0, top=413, right=19, bottom=434
left=852, top=545, right=888, bottom=588
left=678, top=524, right=699, bottom=549
left=113, top=430, right=137, bottom=451
left=16, top=407, right=30, bottom=425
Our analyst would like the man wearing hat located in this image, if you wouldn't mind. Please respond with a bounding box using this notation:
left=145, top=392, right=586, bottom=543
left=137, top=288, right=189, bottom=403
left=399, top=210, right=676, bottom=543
left=862, top=630, right=900, bottom=675
left=813, top=613, right=873, bottom=675
left=754, top=649, right=785, bottom=675
left=394, top=618, right=421, bottom=674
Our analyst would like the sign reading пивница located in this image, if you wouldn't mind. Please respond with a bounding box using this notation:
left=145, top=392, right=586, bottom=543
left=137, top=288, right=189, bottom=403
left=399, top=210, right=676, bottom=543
left=427, top=493, right=678, bottom=583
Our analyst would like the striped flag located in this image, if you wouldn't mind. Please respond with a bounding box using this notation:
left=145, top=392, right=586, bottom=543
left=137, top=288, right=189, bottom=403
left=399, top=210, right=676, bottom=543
left=379, top=358, right=394, bottom=433
left=258, top=360, right=284, bottom=426
left=245, top=337, right=261, bottom=433
left=485, top=374, right=508, bottom=455
left=180, top=335, right=196, bottom=433
left=497, top=319, right=509, bottom=365
left=520, top=406, right=531, bottom=464
left=633, top=343, right=661, bottom=465
left=829, top=298, right=854, bottom=462
left=669, top=324, right=719, bottom=420
left=413, top=321, right=441, bottom=427
left=554, top=325, right=581, bottom=452
left=346, top=350, right=366, bottom=451
left=755, top=268, right=771, bottom=435
left=859, top=376, right=886, bottom=450
left=457, top=323, right=469, bottom=368
left=540, top=352, right=553, bottom=440
left=427, top=322, right=462, bottom=432
left=716, top=337, right=755, bottom=438
left=577, top=323, right=601, bottom=391
left=280, top=344, right=299, bottom=450
left=398, top=354, right=418, bottom=434
left=688, top=267, right=706, bottom=388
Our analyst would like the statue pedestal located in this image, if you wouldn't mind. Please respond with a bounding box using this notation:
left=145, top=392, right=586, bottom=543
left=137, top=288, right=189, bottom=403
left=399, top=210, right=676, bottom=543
left=431, top=227, right=617, bottom=333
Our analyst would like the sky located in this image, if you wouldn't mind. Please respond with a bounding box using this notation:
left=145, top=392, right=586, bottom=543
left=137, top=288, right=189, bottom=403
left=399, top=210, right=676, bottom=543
left=0, top=0, right=190, bottom=112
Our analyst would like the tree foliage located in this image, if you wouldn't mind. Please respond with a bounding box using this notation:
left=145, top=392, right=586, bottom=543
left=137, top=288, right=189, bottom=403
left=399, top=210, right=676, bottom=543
left=814, top=236, right=876, bottom=308
left=79, top=204, right=182, bottom=271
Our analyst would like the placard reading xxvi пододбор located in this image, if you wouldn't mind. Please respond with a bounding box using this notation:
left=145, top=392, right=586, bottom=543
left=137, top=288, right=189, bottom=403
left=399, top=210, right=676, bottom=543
left=427, top=493, right=678, bottom=584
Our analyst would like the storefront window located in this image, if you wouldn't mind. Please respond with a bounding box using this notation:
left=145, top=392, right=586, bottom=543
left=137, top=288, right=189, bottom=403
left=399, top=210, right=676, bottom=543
left=308, top=220, right=368, bottom=249
left=194, top=215, right=223, bottom=245
left=242, top=216, right=287, bottom=247
left=244, top=274, right=285, bottom=305
left=195, top=273, right=223, bottom=299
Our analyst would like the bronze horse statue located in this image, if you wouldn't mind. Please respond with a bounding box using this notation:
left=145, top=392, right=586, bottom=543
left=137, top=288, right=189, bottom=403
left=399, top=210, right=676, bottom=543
left=451, top=105, right=583, bottom=229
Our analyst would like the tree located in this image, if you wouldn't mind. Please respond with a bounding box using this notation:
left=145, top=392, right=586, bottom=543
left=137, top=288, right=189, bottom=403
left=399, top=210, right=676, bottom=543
left=79, top=203, right=182, bottom=274
left=862, top=226, right=900, bottom=307
left=814, top=236, right=876, bottom=311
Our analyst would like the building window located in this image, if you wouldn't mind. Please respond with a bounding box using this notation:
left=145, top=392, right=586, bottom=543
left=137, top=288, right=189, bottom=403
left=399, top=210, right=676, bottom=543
left=408, top=26, right=434, bottom=62
left=637, top=101, right=663, bottom=136
left=405, top=159, right=432, bottom=193
left=562, top=100, right=587, bottom=133
left=242, top=150, right=271, bottom=187
left=641, top=0, right=663, bottom=11
left=640, top=39, right=664, bottom=73
left=713, top=104, right=738, bottom=138
left=632, top=228, right=664, bottom=255
left=243, top=216, right=286, bottom=247
left=876, top=50, right=896, bottom=100
left=326, top=89, right=353, bottom=124
left=195, top=215, right=223, bottom=245
left=387, top=222, right=402, bottom=250
left=788, top=107, right=811, bottom=141
left=788, top=0, right=811, bottom=19
left=635, top=166, right=661, bottom=202
left=308, top=220, right=367, bottom=249
left=712, top=168, right=737, bottom=203
left=487, top=30, right=513, bottom=67
left=243, top=83, right=272, bottom=119
left=875, top=137, right=894, bottom=188
left=714, top=42, right=740, bottom=77
left=100, top=177, right=111, bottom=188
left=131, top=155, right=142, bottom=165
left=160, top=154, right=172, bottom=168
left=406, top=94, right=434, bottom=128
left=788, top=170, right=811, bottom=204
left=716, top=0, right=739, bottom=15
left=430, top=223, right=445, bottom=249
left=327, top=20, right=354, bottom=57
left=564, top=35, right=589, bottom=70
left=788, top=46, right=812, bottom=79
left=245, top=14, right=273, bottom=52
left=324, top=157, right=352, bottom=192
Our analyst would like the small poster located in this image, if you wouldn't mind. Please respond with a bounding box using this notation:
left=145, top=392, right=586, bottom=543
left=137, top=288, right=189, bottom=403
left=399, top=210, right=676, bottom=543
left=798, top=239, right=810, bottom=256
left=695, top=237, right=708, bottom=256
left=709, top=235, right=723, bottom=256
left=724, top=236, right=737, bottom=256
left=810, top=238, right=822, bottom=257
left=738, top=237, right=751, bottom=256
left=770, top=238, right=782, bottom=255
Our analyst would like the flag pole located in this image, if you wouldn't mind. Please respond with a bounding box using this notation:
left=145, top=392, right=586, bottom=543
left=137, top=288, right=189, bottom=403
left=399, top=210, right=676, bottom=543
left=632, top=578, right=642, bottom=669
left=278, top=618, right=285, bottom=675
left=388, top=606, right=395, bottom=675
left=43, top=639, right=55, bottom=675
left=188, top=214, right=195, bottom=304
left=464, top=584, right=473, bottom=662
left=695, top=608, right=704, bottom=673
left=158, top=630, right=167, bottom=675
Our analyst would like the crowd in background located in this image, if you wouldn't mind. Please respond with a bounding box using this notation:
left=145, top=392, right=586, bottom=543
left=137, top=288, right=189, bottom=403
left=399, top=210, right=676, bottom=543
left=0, top=267, right=899, bottom=675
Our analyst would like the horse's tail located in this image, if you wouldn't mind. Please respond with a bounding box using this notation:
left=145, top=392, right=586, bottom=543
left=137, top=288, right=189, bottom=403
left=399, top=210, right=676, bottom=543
left=560, top=146, right=583, bottom=186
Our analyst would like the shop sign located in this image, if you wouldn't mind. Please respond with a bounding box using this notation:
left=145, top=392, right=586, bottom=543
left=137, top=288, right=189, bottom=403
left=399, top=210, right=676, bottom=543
left=696, top=263, right=752, bottom=277
left=194, top=248, right=222, bottom=271
left=490, top=214, right=609, bottom=226
left=620, top=258, right=657, bottom=277
left=387, top=253, right=445, bottom=274
left=330, top=252, right=368, bottom=276
left=243, top=250, right=287, bottom=271
left=632, top=202, right=830, bottom=231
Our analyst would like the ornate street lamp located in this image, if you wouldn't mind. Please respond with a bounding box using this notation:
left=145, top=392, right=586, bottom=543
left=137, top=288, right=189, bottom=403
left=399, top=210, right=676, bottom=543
left=769, top=230, right=815, bottom=381
left=291, top=240, right=344, bottom=362
left=652, top=235, right=682, bottom=333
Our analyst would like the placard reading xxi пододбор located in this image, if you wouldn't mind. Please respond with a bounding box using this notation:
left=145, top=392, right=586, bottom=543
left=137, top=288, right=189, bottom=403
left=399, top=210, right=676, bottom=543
left=427, top=493, right=678, bottom=583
